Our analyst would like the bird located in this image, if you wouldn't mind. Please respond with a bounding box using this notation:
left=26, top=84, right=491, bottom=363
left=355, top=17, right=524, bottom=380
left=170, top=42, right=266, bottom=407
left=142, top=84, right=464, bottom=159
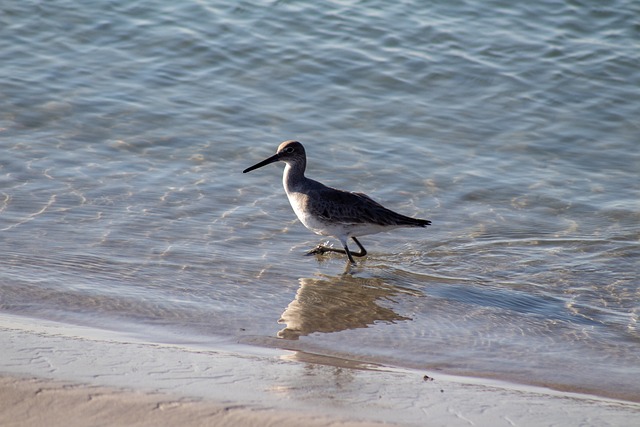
left=242, top=140, right=431, bottom=264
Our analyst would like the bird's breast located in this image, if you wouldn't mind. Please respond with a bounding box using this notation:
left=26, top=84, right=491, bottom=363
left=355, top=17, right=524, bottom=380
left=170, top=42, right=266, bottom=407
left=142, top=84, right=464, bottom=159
left=285, top=191, right=331, bottom=236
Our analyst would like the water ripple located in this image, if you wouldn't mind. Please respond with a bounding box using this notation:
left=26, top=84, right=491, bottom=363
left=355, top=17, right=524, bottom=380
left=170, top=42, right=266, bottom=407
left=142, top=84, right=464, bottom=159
left=1, top=0, right=638, bottom=400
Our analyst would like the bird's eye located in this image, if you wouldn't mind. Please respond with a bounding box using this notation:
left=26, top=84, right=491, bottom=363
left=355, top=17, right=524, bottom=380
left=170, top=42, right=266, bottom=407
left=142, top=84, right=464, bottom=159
left=284, top=147, right=294, bottom=153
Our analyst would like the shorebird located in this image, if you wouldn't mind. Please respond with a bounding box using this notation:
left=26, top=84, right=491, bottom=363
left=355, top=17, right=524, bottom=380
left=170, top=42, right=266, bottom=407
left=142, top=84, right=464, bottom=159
left=243, top=140, right=431, bottom=264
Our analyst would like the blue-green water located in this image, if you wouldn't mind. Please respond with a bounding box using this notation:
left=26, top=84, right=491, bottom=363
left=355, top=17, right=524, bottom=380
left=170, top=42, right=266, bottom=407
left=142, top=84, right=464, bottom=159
left=1, top=0, right=638, bottom=401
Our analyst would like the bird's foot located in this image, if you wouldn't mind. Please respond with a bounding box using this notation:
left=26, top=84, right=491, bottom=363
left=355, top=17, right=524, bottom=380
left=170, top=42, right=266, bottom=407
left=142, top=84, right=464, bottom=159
left=305, top=244, right=334, bottom=256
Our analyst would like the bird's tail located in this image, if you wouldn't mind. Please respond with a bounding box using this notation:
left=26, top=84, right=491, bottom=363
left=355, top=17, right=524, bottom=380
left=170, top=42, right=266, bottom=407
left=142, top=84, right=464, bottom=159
left=405, top=217, right=431, bottom=227
left=392, top=213, right=431, bottom=228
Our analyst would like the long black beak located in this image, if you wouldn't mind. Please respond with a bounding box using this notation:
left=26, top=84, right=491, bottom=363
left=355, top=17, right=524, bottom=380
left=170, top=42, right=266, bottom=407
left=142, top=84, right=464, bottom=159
left=243, top=153, right=281, bottom=173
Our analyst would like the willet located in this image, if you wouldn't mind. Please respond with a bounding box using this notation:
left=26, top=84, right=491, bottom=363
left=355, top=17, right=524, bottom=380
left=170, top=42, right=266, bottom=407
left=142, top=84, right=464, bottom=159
left=243, top=140, right=431, bottom=264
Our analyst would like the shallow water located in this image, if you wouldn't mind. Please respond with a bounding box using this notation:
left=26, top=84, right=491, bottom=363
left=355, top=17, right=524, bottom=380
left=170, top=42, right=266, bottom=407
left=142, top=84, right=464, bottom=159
left=1, top=0, right=639, bottom=401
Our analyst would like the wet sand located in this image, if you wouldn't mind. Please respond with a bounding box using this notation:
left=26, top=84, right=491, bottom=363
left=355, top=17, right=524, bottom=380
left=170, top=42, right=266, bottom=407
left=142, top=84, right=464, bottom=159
left=0, top=376, right=390, bottom=427
left=1, top=314, right=638, bottom=427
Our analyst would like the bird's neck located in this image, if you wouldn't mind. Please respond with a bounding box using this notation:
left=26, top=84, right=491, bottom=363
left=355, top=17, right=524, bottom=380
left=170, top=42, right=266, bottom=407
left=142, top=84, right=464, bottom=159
left=283, top=160, right=306, bottom=194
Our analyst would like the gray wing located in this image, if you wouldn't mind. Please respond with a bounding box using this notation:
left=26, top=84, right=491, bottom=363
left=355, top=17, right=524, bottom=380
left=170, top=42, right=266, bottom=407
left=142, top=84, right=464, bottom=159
left=308, top=187, right=430, bottom=227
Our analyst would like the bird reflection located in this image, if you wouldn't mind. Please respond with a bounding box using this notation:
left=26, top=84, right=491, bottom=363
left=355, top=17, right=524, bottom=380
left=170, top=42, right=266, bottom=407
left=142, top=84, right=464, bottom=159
left=278, top=274, right=420, bottom=340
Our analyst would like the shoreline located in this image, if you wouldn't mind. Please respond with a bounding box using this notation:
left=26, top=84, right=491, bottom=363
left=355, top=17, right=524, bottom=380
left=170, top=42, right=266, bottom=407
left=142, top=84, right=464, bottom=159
left=270, top=338, right=640, bottom=405
left=1, top=314, right=639, bottom=426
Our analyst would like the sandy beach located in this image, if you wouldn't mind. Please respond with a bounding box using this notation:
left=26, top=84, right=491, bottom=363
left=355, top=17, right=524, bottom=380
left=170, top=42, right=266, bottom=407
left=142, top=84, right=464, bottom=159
left=1, top=313, right=638, bottom=427
left=1, top=375, right=393, bottom=427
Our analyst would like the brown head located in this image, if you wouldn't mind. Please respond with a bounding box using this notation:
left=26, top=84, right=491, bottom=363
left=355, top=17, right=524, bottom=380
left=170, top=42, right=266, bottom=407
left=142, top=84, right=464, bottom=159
left=243, top=140, right=306, bottom=173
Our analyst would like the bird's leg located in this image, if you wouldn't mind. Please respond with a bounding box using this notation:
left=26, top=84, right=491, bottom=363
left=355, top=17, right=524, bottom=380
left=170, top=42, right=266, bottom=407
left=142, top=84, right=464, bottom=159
left=343, top=243, right=356, bottom=264
left=305, top=237, right=367, bottom=261
left=349, top=237, right=367, bottom=257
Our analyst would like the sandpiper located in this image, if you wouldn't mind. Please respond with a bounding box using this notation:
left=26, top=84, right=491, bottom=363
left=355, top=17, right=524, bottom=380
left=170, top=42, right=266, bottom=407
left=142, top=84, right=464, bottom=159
left=243, top=140, right=431, bottom=264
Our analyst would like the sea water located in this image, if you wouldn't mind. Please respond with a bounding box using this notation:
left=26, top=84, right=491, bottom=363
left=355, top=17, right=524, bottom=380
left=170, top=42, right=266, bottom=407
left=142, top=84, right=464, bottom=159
left=1, top=0, right=638, bottom=401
